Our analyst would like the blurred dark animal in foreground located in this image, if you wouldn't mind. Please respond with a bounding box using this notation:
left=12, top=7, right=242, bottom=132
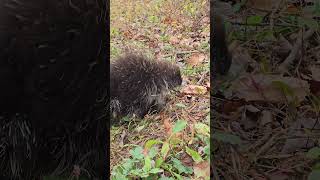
left=0, top=0, right=108, bottom=179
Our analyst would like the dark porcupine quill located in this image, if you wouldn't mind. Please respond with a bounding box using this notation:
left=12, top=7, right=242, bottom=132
left=0, top=0, right=108, bottom=179
left=110, top=54, right=182, bottom=124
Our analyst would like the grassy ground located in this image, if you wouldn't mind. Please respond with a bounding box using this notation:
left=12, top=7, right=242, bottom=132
left=110, top=0, right=210, bottom=179
left=212, top=1, right=320, bottom=179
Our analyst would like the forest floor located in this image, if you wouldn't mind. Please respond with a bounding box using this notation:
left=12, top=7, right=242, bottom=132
left=212, top=0, right=320, bottom=179
left=110, top=0, right=210, bottom=179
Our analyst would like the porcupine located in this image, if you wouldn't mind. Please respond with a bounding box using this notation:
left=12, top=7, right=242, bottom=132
left=110, top=53, right=182, bottom=124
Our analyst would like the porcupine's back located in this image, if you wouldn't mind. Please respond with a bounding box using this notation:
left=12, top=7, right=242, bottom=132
left=110, top=54, right=182, bottom=122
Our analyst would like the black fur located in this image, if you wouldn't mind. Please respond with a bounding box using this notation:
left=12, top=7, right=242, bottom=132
left=210, top=0, right=232, bottom=76
left=0, top=0, right=108, bottom=179
left=110, top=54, right=182, bottom=123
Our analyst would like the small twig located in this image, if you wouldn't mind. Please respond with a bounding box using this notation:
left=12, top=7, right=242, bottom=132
left=196, top=71, right=208, bottom=85
left=176, top=50, right=199, bottom=55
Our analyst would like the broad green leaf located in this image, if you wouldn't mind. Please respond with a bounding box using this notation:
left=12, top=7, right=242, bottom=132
left=149, top=168, right=164, bottom=174
left=143, top=155, right=152, bottom=172
left=185, top=146, right=203, bottom=163
left=155, top=157, right=164, bottom=168
left=247, top=15, right=263, bottom=25
left=307, top=147, right=320, bottom=159
left=130, top=146, right=144, bottom=160
left=122, top=159, right=134, bottom=174
left=172, top=158, right=193, bottom=174
left=129, top=169, right=143, bottom=176
left=272, top=81, right=295, bottom=98
left=256, top=30, right=275, bottom=42
left=298, top=17, right=319, bottom=30
left=172, top=120, right=187, bottom=133
left=308, top=170, right=320, bottom=180
left=314, top=1, right=320, bottom=16
left=148, top=146, right=158, bottom=158
left=161, top=142, right=170, bottom=159
left=145, top=139, right=162, bottom=150
left=148, top=15, right=159, bottom=23
left=313, top=162, right=320, bottom=170
left=212, top=132, right=242, bottom=145
left=194, top=123, right=210, bottom=136
left=172, top=171, right=183, bottom=180
left=204, top=145, right=210, bottom=157
left=111, top=173, right=129, bottom=180
left=233, top=3, right=242, bottom=13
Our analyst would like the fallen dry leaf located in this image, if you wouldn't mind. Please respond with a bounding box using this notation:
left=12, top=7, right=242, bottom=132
left=181, top=85, right=207, bottom=95
left=180, top=151, right=193, bottom=167
left=310, top=65, right=320, bottom=81
left=180, top=38, right=193, bottom=47
left=281, top=117, right=320, bottom=153
left=186, top=53, right=206, bottom=66
left=259, top=110, right=273, bottom=126
left=228, top=42, right=257, bottom=77
left=163, top=118, right=172, bottom=136
left=240, top=105, right=260, bottom=130
left=220, top=100, right=245, bottom=114
left=162, top=16, right=174, bottom=24
left=123, top=29, right=134, bottom=39
left=169, top=36, right=180, bottom=45
left=310, top=80, right=320, bottom=96
left=267, top=171, right=290, bottom=180
left=227, top=74, right=310, bottom=103
left=273, top=35, right=292, bottom=58
left=193, top=161, right=210, bottom=179
left=246, top=0, right=280, bottom=11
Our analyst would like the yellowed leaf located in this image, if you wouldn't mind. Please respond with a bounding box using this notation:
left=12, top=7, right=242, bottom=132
left=182, top=85, right=207, bottom=95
